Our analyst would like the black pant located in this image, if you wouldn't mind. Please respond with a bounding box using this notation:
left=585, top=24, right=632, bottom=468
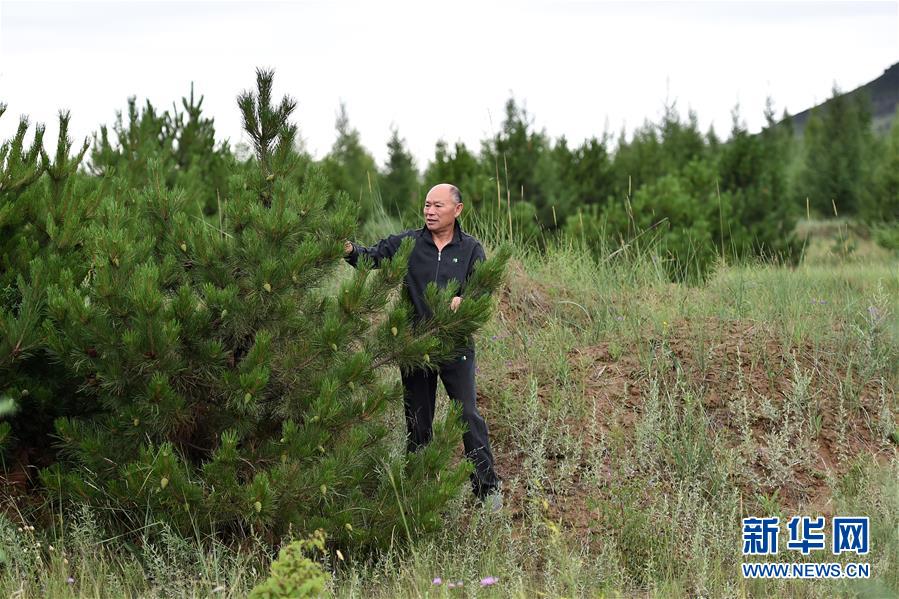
left=401, top=346, right=500, bottom=498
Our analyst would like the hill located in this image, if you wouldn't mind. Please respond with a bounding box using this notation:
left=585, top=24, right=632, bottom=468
left=790, top=62, right=899, bottom=136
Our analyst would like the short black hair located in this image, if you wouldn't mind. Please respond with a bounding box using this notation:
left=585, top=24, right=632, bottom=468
left=449, top=185, right=462, bottom=204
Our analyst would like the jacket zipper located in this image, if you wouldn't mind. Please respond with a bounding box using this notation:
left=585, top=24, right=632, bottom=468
left=435, top=249, right=442, bottom=281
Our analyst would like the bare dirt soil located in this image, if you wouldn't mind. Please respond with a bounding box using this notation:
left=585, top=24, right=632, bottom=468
left=482, top=311, right=896, bottom=544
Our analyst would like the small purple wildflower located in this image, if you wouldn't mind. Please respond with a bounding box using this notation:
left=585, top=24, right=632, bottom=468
left=66, top=577, right=75, bottom=585
left=490, top=335, right=498, bottom=341
left=432, top=577, right=442, bottom=585
left=868, top=305, right=880, bottom=319
left=447, top=582, right=456, bottom=589
left=480, top=576, right=498, bottom=586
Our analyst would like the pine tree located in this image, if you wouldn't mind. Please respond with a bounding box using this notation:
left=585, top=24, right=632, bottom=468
left=380, top=127, right=419, bottom=220
left=90, top=87, right=232, bottom=216
left=610, top=122, right=663, bottom=198
left=716, top=101, right=799, bottom=262
left=658, top=106, right=706, bottom=173
left=1, top=108, right=97, bottom=462
left=321, top=103, right=380, bottom=222
left=36, top=70, right=508, bottom=549
left=90, top=96, right=174, bottom=183
left=532, top=136, right=577, bottom=229
left=610, top=104, right=706, bottom=200
left=0, top=105, right=48, bottom=450
left=170, top=84, right=234, bottom=215
left=0, top=106, right=47, bottom=290
left=573, top=136, right=614, bottom=209
left=706, top=125, right=721, bottom=156
left=602, top=159, right=720, bottom=283
left=481, top=98, right=550, bottom=225
left=798, top=86, right=875, bottom=216
left=533, top=135, right=614, bottom=231
left=863, top=105, right=899, bottom=223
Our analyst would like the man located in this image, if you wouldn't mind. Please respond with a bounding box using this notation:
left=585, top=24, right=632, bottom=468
left=344, top=183, right=501, bottom=507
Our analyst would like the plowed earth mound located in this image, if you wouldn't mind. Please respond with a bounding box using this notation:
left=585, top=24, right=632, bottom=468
left=482, top=314, right=896, bottom=543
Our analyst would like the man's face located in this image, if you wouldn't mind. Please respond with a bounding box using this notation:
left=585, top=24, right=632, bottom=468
left=423, top=188, right=463, bottom=233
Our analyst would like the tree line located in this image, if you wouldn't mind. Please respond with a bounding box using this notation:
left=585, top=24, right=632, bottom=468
left=31, top=80, right=898, bottom=283
left=286, top=86, right=899, bottom=280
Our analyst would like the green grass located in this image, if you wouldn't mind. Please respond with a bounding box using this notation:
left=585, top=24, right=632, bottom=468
left=2, top=219, right=897, bottom=597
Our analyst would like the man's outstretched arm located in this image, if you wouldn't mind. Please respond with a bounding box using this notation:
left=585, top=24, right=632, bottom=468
left=343, top=233, right=408, bottom=269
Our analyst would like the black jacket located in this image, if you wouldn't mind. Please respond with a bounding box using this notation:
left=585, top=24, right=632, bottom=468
left=345, top=221, right=486, bottom=322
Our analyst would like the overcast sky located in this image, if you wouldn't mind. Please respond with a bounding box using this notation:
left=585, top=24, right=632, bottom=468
left=1, top=1, right=897, bottom=166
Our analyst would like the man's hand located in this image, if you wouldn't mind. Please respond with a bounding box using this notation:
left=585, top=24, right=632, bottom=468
left=450, top=296, right=462, bottom=312
left=343, top=240, right=353, bottom=256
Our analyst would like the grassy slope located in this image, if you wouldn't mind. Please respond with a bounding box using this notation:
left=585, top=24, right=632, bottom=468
left=1, top=222, right=896, bottom=598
